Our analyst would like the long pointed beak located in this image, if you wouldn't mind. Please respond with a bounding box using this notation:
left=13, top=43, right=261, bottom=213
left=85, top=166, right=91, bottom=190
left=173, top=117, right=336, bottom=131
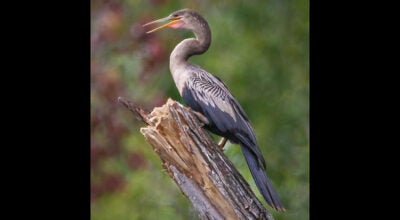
left=142, top=15, right=183, bottom=34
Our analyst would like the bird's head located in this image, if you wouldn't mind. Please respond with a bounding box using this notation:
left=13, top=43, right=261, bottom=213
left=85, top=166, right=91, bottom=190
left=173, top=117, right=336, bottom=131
left=143, top=9, right=204, bottom=34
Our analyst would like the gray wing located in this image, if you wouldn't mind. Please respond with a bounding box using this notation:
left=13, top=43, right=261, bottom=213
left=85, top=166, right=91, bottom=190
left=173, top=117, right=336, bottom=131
left=182, top=70, right=266, bottom=167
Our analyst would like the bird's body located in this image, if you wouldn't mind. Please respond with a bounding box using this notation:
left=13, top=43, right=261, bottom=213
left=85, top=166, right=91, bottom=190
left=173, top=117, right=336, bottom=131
left=144, top=8, right=285, bottom=211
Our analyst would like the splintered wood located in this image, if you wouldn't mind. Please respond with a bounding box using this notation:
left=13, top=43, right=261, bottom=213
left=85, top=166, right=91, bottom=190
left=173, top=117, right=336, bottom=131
left=123, top=98, right=273, bottom=220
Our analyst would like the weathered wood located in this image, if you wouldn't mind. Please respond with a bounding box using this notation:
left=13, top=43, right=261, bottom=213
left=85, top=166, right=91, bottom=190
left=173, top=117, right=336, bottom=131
left=118, top=97, right=274, bottom=220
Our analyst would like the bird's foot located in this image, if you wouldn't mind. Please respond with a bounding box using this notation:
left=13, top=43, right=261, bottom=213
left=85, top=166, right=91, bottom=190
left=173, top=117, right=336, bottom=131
left=217, top=137, right=228, bottom=149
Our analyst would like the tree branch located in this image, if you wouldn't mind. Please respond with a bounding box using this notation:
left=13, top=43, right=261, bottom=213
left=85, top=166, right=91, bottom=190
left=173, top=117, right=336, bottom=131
left=118, top=97, right=274, bottom=220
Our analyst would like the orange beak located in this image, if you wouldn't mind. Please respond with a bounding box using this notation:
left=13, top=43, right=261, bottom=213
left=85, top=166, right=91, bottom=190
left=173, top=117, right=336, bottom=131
left=142, top=15, right=183, bottom=34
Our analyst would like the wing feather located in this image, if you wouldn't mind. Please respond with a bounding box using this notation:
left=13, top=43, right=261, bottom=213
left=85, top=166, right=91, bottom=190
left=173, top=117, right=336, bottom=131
left=187, top=71, right=242, bottom=126
left=182, top=70, right=260, bottom=151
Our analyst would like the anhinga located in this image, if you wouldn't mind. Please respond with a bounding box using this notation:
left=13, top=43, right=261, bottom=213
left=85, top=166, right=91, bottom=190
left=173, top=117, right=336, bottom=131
left=143, top=8, right=285, bottom=211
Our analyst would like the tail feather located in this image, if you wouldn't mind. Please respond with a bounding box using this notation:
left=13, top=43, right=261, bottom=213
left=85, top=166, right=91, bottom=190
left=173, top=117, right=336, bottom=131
left=240, top=144, right=285, bottom=211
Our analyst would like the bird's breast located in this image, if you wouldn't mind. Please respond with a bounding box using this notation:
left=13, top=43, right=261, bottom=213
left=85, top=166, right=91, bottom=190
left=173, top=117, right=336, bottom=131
left=170, top=65, right=195, bottom=96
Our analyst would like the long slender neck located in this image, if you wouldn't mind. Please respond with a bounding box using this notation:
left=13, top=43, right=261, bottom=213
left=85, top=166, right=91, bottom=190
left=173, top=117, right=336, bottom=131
left=169, top=18, right=211, bottom=74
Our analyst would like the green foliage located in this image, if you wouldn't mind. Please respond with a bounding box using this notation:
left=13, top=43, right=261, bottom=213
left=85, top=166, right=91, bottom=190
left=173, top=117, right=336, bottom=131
left=91, top=0, right=308, bottom=219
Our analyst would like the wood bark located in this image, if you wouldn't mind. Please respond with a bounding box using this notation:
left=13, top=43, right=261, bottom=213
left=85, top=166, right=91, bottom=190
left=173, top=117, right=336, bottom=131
left=118, top=97, right=274, bottom=220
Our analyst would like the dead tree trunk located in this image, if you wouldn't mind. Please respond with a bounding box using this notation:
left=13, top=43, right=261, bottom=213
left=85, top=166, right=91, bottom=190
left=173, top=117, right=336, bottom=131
left=118, top=97, right=274, bottom=220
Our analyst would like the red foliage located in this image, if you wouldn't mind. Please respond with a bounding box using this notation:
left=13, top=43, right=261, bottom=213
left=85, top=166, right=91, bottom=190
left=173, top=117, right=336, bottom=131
left=91, top=3, right=170, bottom=203
left=126, top=152, right=147, bottom=170
left=91, top=173, right=125, bottom=202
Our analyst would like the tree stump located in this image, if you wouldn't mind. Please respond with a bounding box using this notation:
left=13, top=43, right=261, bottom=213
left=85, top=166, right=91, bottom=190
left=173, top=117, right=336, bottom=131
left=118, top=97, right=274, bottom=220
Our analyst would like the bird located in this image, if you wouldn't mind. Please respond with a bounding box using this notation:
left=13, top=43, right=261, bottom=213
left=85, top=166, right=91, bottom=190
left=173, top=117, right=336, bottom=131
left=143, top=8, right=285, bottom=211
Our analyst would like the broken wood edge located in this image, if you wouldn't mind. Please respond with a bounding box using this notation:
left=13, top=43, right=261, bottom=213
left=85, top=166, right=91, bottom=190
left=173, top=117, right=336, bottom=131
left=118, top=96, right=151, bottom=125
left=120, top=97, right=274, bottom=220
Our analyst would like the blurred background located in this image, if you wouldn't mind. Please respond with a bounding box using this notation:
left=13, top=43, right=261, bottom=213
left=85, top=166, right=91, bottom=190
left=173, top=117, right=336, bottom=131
left=91, top=0, right=308, bottom=219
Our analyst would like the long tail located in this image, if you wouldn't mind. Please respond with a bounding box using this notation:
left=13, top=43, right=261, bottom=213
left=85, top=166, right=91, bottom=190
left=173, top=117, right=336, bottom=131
left=240, top=144, right=285, bottom=211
